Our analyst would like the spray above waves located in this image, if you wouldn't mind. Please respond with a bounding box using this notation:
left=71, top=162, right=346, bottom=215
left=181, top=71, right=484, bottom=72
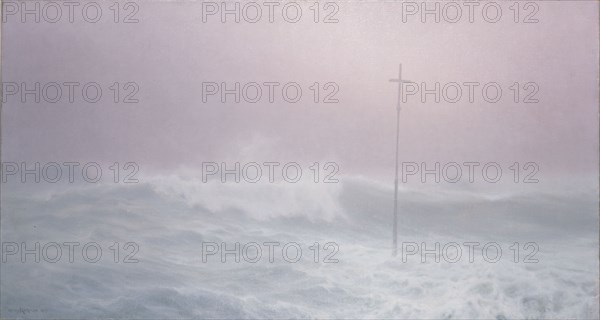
left=2, top=173, right=597, bottom=240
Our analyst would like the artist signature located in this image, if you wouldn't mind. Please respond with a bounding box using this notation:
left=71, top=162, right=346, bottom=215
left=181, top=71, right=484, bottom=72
left=6, top=307, right=48, bottom=315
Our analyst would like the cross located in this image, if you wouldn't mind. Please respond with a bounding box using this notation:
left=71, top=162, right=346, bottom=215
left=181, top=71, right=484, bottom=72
left=388, top=64, right=414, bottom=257
left=389, top=64, right=414, bottom=110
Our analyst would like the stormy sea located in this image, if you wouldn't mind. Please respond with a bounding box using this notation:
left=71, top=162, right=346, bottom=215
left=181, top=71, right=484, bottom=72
left=1, top=174, right=598, bottom=319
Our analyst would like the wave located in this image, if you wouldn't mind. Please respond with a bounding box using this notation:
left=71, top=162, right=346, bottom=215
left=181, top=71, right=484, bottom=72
left=1, top=174, right=598, bottom=319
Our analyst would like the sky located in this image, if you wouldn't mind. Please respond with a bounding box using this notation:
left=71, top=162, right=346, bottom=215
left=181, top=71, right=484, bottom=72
left=2, top=1, right=598, bottom=181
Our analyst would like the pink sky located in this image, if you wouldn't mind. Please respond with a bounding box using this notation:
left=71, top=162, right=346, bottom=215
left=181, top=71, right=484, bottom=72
left=2, top=1, right=598, bottom=179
